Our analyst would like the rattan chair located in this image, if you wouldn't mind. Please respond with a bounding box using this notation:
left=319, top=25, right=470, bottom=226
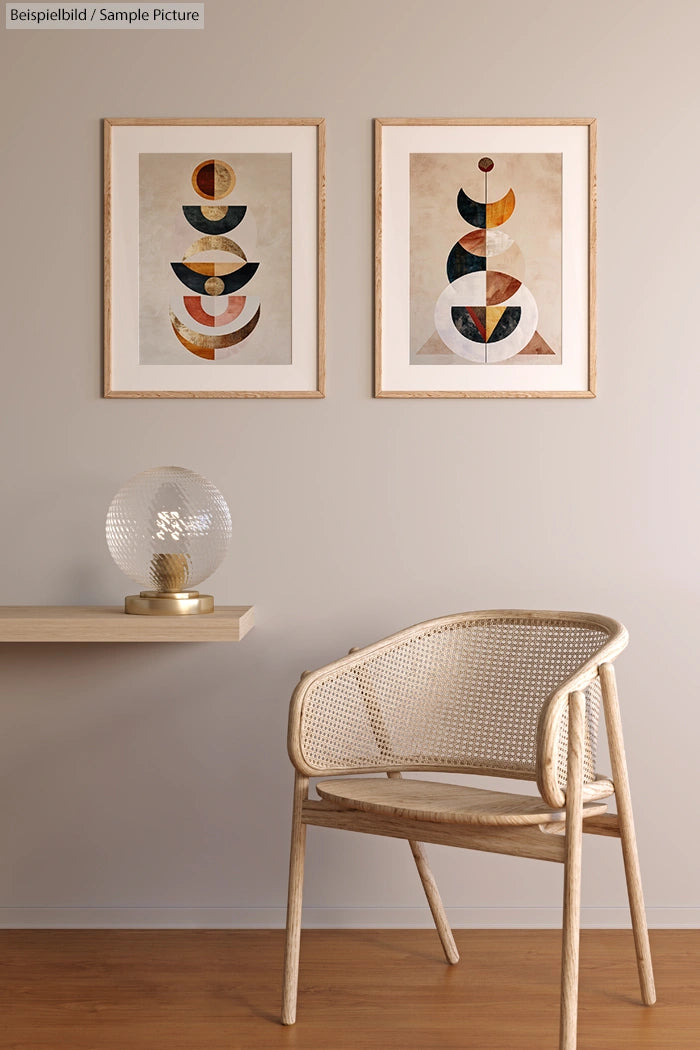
left=281, top=610, right=655, bottom=1049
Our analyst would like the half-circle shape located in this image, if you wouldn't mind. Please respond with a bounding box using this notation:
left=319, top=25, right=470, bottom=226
left=183, top=236, right=246, bottom=261
left=183, top=206, right=247, bottom=235
left=183, top=295, right=246, bottom=328
left=170, top=304, right=261, bottom=360
left=179, top=261, right=245, bottom=277
left=457, top=187, right=515, bottom=229
left=171, top=262, right=259, bottom=295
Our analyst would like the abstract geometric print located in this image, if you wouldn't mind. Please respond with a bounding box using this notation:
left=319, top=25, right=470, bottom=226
left=138, top=153, right=292, bottom=367
left=169, top=159, right=261, bottom=360
left=409, top=153, right=562, bottom=366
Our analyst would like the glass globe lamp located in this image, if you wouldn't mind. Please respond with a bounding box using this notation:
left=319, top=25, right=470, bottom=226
left=106, top=466, right=232, bottom=615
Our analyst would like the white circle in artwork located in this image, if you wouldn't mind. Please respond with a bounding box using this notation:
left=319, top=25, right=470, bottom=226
left=434, top=272, right=539, bottom=363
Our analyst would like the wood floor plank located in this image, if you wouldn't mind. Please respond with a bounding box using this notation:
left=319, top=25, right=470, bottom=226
left=0, top=929, right=695, bottom=1049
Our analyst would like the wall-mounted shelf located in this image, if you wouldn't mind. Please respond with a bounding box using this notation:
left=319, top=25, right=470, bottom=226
left=0, top=606, right=254, bottom=643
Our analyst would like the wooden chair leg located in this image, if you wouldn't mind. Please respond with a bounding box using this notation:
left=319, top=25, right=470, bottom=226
left=386, top=773, right=459, bottom=964
left=281, top=773, right=309, bottom=1025
left=600, top=663, right=656, bottom=1005
left=560, top=690, right=585, bottom=1050
left=407, top=839, right=460, bottom=964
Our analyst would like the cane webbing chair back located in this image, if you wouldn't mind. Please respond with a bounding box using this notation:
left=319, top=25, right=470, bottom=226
left=288, top=611, right=627, bottom=808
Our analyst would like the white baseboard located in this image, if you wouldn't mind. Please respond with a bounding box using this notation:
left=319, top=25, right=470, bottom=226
left=0, top=906, right=697, bottom=929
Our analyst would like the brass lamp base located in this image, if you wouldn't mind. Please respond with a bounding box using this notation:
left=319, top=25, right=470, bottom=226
left=125, top=591, right=215, bottom=615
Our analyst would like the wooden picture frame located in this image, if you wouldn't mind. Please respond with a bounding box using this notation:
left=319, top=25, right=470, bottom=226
left=375, top=118, right=596, bottom=398
left=104, top=118, right=325, bottom=398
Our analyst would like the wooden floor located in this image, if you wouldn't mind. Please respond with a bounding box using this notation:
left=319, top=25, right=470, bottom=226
left=0, top=929, right=696, bottom=1049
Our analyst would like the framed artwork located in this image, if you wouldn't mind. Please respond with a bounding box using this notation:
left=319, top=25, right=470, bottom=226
left=375, top=118, right=596, bottom=398
left=104, top=118, right=325, bottom=398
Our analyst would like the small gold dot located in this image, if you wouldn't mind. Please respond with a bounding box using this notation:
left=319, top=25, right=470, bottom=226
left=204, top=276, right=225, bottom=296
left=202, top=206, right=228, bottom=220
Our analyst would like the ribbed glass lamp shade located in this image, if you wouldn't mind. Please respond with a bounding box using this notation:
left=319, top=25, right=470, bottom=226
left=106, top=466, right=232, bottom=614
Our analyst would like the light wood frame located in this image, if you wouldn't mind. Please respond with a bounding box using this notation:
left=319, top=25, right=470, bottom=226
left=375, top=118, right=596, bottom=398
left=281, top=611, right=655, bottom=1050
left=104, top=118, right=325, bottom=398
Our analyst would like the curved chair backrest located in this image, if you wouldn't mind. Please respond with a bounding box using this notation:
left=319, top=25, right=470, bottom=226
left=288, top=610, right=628, bottom=808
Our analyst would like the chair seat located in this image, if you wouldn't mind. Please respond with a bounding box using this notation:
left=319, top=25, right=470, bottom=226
left=316, top=777, right=608, bottom=826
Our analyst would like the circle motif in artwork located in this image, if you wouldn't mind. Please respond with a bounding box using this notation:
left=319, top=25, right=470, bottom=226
left=191, top=159, right=236, bottom=200
left=434, top=271, right=538, bottom=363
left=203, top=276, right=226, bottom=296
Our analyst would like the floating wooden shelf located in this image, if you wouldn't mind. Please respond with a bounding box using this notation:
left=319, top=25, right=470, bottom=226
left=0, top=605, right=254, bottom=643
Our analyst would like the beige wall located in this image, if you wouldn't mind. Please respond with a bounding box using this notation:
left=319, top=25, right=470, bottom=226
left=0, top=0, right=697, bottom=928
